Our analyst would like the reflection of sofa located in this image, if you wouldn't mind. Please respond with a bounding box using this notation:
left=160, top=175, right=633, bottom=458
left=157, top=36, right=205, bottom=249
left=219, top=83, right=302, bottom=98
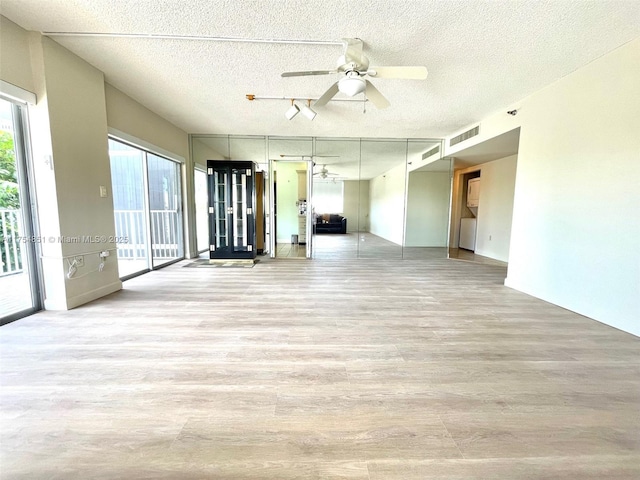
left=314, top=214, right=347, bottom=234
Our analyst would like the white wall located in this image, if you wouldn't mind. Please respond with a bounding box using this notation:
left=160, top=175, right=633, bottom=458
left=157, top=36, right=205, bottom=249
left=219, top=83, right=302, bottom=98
left=104, top=84, right=189, bottom=161
left=474, top=155, right=517, bottom=262
left=446, top=38, right=640, bottom=336
left=405, top=171, right=450, bottom=247
left=104, top=84, right=197, bottom=257
left=32, top=36, right=122, bottom=308
left=0, top=17, right=35, bottom=94
left=343, top=180, right=370, bottom=232
left=0, top=18, right=195, bottom=307
left=369, top=163, right=406, bottom=245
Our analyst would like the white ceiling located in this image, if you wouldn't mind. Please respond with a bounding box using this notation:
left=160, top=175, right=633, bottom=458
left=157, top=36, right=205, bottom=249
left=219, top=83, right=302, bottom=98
left=2, top=0, right=639, bottom=143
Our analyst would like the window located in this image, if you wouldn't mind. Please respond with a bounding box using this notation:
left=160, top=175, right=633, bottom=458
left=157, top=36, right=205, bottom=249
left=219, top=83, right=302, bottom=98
left=108, top=138, right=184, bottom=279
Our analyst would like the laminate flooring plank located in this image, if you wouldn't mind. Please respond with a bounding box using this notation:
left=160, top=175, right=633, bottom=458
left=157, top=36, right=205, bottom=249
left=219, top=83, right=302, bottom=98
left=1, top=251, right=639, bottom=478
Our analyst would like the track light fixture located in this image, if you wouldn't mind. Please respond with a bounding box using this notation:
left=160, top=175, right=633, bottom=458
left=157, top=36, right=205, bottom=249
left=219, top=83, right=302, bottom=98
left=247, top=93, right=368, bottom=120
left=285, top=98, right=317, bottom=121
left=285, top=98, right=300, bottom=120
left=300, top=99, right=317, bottom=120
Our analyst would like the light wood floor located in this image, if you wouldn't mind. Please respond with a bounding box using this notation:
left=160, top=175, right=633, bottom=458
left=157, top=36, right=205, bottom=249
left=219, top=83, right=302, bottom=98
left=1, top=254, right=639, bottom=479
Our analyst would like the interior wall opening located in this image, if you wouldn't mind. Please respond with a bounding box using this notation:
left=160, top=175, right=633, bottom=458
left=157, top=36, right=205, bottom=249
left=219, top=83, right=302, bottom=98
left=448, top=128, right=520, bottom=267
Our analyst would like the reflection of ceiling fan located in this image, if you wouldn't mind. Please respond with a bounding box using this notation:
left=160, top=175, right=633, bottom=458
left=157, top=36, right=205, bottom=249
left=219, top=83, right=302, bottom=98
left=281, top=38, right=428, bottom=109
left=314, top=164, right=339, bottom=179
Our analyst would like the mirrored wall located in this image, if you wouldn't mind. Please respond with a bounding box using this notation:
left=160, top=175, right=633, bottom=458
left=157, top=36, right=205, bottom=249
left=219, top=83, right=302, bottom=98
left=191, top=135, right=450, bottom=260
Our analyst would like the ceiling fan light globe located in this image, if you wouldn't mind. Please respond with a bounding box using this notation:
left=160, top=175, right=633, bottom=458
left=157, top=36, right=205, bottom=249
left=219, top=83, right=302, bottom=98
left=338, top=76, right=366, bottom=97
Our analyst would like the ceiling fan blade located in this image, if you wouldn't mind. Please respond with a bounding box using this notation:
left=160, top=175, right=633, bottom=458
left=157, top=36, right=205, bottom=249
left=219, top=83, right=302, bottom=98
left=342, top=38, right=365, bottom=64
left=314, top=82, right=340, bottom=107
left=281, top=70, right=337, bottom=77
left=367, top=66, right=428, bottom=80
left=365, top=80, right=390, bottom=109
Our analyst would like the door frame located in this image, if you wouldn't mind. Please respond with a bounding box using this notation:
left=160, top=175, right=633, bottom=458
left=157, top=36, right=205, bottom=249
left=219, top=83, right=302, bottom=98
left=269, top=157, right=313, bottom=259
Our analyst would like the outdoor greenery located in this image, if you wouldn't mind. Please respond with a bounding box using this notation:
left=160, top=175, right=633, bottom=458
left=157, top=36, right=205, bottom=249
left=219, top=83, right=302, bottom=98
left=0, top=131, right=19, bottom=209
left=0, top=130, right=22, bottom=274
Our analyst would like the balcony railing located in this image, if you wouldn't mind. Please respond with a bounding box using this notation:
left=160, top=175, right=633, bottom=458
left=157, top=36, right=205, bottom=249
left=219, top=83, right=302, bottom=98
left=0, top=209, right=23, bottom=277
left=114, top=209, right=182, bottom=260
left=1, top=208, right=181, bottom=277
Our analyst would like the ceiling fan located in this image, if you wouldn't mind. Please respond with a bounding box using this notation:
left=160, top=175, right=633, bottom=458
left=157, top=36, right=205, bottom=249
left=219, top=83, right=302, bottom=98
left=281, top=38, right=428, bottom=109
left=314, top=164, right=339, bottom=179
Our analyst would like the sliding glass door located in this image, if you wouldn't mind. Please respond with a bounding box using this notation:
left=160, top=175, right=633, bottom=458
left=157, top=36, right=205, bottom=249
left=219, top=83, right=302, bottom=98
left=0, top=97, right=40, bottom=323
left=109, top=140, right=150, bottom=277
left=108, top=139, right=184, bottom=278
left=147, top=153, right=183, bottom=267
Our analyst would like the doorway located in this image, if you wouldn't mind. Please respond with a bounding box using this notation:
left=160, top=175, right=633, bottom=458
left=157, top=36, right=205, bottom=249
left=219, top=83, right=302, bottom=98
left=269, top=158, right=312, bottom=259
left=448, top=128, right=520, bottom=266
left=0, top=96, right=41, bottom=324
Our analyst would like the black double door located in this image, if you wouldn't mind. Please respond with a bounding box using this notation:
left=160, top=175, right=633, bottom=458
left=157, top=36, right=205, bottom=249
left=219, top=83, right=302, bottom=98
left=207, top=161, right=257, bottom=259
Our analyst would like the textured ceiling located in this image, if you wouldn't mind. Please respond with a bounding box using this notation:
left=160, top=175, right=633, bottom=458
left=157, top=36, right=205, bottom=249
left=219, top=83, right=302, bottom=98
left=2, top=0, right=640, bottom=142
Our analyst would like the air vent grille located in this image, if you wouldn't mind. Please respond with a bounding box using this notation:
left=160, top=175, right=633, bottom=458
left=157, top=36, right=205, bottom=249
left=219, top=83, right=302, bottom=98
left=421, top=145, right=440, bottom=160
left=450, top=125, right=479, bottom=147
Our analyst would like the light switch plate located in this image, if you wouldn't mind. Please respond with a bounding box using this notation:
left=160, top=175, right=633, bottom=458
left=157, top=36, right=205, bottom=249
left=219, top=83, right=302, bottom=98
left=99, top=186, right=108, bottom=197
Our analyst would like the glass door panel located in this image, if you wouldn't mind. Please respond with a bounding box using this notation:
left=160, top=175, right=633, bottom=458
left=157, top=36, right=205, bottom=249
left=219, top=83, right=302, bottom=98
left=147, top=153, right=184, bottom=268
left=232, top=168, right=248, bottom=252
left=109, top=139, right=150, bottom=278
left=213, top=170, right=228, bottom=250
left=0, top=98, right=39, bottom=322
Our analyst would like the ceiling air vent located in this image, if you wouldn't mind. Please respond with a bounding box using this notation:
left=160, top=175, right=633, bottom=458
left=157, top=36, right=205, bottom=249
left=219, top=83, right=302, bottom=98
left=450, top=125, right=479, bottom=147
left=421, top=145, right=440, bottom=160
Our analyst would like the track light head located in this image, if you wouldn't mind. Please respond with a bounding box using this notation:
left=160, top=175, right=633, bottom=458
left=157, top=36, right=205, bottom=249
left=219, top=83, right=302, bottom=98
left=285, top=99, right=299, bottom=120
left=300, top=99, right=317, bottom=120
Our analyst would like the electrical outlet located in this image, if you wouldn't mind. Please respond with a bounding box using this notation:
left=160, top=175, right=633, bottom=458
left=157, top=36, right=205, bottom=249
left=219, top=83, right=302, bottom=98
left=74, top=256, right=84, bottom=267
left=489, top=235, right=492, bottom=241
